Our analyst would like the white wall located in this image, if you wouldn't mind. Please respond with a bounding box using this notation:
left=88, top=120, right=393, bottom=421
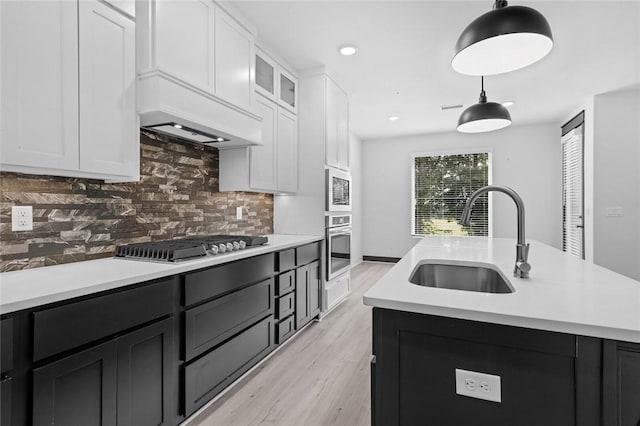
left=593, top=87, right=640, bottom=280
left=362, top=123, right=561, bottom=258
left=350, top=132, right=363, bottom=266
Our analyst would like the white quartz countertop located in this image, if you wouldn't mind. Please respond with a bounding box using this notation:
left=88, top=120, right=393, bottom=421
left=363, top=236, right=640, bottom=343
left=0, top=234, right=322, bottom=315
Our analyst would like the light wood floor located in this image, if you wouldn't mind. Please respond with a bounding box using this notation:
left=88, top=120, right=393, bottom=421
left=187, top=261, right=393, bottom=426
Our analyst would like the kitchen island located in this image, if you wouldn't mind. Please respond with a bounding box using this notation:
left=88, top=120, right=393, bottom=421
left=364, top=236, right=640, bottom=425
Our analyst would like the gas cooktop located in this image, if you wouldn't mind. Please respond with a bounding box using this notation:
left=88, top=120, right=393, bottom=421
left=114, top=235, right=269, bottom=262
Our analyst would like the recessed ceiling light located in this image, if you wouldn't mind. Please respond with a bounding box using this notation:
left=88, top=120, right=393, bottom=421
left=339, top=45, right=358, bottom=56
left=502, top=101, right=515, bottom=107
left=173, top=124, right=183, bottom=129
left=389, top=116, right=400, bottom=121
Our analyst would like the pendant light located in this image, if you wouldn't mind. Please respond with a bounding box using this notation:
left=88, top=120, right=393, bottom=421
left=457, top=77, right=511, bottom=133
left=452, top=0, right=553, bottom=76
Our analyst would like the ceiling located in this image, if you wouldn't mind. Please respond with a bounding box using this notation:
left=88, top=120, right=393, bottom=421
left=224, top=1, right=640, bottom=141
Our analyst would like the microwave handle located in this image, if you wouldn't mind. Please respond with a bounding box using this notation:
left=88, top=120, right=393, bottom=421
left=328, top=227, right=352, bottom=235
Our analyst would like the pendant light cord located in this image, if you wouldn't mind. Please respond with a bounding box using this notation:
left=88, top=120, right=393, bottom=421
left=493, top=0, right=508, bottom=9
left=479, top=76, right=487, bottom=103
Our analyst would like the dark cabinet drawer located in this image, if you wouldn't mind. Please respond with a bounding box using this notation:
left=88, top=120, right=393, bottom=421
left=297, top=242, right=320, bottom=266
left=185, top=253, right=274, bottom=306
left=184, top=315, right=274, bottom=416
left=276, top=315, right=295, bottom=344
left=1, top=318, right=13, bottom=373
left=184, top=278, right=273, bottom=361
left=276, top=292, right=295, bottom=321
left=33, top=278, right=174, bottom=362
left=276, top=270, right=295, bottom=296
left=276, top=249, right=295, bottom=272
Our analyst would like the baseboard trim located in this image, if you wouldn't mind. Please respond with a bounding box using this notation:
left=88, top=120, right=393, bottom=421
left=363, top=255, right=401, bottom=263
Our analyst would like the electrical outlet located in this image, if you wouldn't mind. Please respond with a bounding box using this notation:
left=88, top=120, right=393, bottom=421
left=480, top=382, right=491, bottom=393
left=11, top=206, right=33, bottom=231
left=455, top=368, right=501, bottom=403
left=464, top=378, right=476, bottom=391
left=236, top=206, right=243, bottom=220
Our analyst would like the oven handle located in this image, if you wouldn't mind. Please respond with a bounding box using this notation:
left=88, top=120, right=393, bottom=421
left=328, top=227, right=352, bottom=236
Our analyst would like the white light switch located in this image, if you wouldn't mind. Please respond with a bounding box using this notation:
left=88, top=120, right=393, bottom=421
left=605, top=206, right=623, bottom=217
left=236, top=206, right=243, bottom=220
left=12, top=206, right=33, bottom=231
left=455, top=368, right=501, bottom=403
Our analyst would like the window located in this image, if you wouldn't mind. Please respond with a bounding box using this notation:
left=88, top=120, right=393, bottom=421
left=411, top=152, right=491, bottom=236
left=561, top=112, right=585, bottom=259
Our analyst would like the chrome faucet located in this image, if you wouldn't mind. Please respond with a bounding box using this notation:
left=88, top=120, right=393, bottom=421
left=460, top=185, right=531, bottom=278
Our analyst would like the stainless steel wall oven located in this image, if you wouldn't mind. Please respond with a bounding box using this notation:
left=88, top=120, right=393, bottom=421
left=326, top=214, right=351, bottom=280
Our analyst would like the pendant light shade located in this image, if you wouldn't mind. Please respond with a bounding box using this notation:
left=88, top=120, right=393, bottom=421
left=457, top=77, right=511, bottom=133
left=452, top=0, right=553, bottom=76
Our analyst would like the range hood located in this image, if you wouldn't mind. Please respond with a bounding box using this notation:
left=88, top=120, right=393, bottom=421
left=138, top=69, right=263, bottom=149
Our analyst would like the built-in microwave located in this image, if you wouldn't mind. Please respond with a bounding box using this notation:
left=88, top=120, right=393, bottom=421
left=326, top=168, right=351, bottom=212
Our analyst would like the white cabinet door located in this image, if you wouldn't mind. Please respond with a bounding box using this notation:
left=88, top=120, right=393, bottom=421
left=79, top=1, right=136, bottom=177
left=250, top=96, right=277, bottom=191
left=214, top=6, right=254, bottom=110
left=155, top=0, right=215, bottom=92
left=325, top=77, right=339, bottom=169
left=255, top=48, right=277, bottom=102
left=325, top=77, right=349, bottom=171
left=0, top=0, right=79, bottom=171
left=277, top=108, right=298, bottom=193
left=336, top=87, right=350, bottom=170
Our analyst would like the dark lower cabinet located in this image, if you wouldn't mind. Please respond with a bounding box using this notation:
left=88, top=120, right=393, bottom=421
left=33, top=340, right=118, bottom=426
left=372, top=308, right=602, bottom=426
left=295, top=260, right=320, bottom=329
left=117, top=318, right=174, bottom=426
left=32, top=318, right=174, bottom=426
left=184, top=315, right=274, bottom=416
left=6, top=242, right=327, bottom=426
left=604, top=340, right=640, bottom=426
left=184, top=278, right=274, bottom=361
left=1, top=377, right=12, bottom=426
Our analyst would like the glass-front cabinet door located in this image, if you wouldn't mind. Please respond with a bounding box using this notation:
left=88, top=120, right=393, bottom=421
left=279, top=68, right=297, bottom=113
left=255, top=47, right=298, bottom=114
left=255, top=48, right=276, bottom=101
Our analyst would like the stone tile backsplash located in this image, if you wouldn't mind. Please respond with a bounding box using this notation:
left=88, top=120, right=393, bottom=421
left=0, top=131, right=273, bottom=271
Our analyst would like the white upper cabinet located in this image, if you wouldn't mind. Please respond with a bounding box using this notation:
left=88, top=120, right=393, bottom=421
left=79, top=0, right=137, bottom=177
left=154, top=0, right=215, bottom=91
left=1, top=0, right=79, bottom=172
left=0, top=0, right=138, bottom=180
left=219, top=93, right=298, bottom=194
left=136, top=0, right=262, bottom=147
left=278, top=67, right=298, bottom=114
left=215, top=6, right=255, bottom=110
left=325, top=77, right=350, bottom=171
left=276, top=108, right=298, bottom=193
left=255, top=48, right=298, bottom=114
left=255, top=48, right=278, bottom=101
left=249, top=96, right=278, bottom=191
left=219, top=47, right=299, bottom=194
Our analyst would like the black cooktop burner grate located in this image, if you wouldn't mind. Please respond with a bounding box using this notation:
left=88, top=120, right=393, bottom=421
left=114, top=235, right=268, bottom=262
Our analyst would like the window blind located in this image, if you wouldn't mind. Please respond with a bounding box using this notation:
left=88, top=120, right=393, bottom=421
left=412, top=153, right=489, bottom=236
left=562, top=125, right=585, bottom=258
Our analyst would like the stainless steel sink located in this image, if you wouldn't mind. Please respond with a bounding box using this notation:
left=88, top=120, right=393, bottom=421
left=408, top=261, right=514, bottom=294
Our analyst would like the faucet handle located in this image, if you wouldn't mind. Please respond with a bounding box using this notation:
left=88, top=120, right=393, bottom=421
left=515, top=261, right=531, bottom=278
